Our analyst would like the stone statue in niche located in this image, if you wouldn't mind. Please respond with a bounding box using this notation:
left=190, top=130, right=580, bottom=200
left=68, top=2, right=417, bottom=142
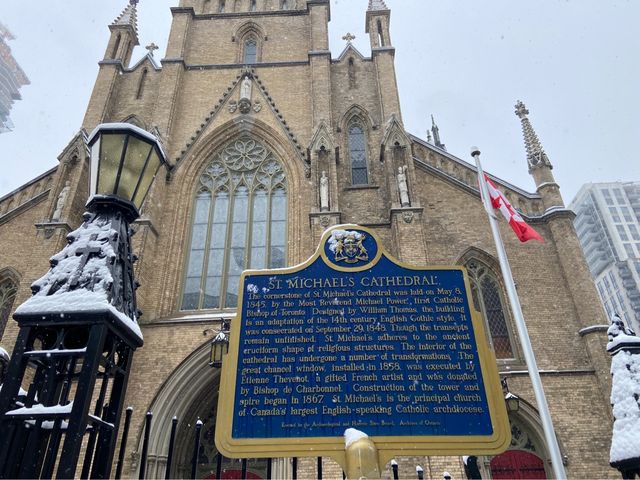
left=240, top=76, right=252, bottom=101
left=397, top=166, right=410, bottom=207
left=52, top=181, right=71, bottom=221
left=320, top=171, right=329, bottom=212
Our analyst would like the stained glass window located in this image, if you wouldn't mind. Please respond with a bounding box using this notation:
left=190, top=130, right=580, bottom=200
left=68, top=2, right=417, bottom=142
left=0, top=278, right=17, bottom=337
left=466, top=259, right=515, bottom=359
left=182, top=137, right=287, bottom=310
left=349, top=123, right=368, bottom=185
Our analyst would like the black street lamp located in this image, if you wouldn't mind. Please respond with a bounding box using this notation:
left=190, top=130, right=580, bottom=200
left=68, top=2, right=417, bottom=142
left=501, top=377, right=520, bottom=412
left=0, top=123, right=167, bottom=479
left=209, top=321, right=230, bottom=368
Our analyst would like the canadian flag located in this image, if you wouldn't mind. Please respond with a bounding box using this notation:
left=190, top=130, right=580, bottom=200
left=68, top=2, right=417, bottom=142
left=483, top=174, right=544, bottom=243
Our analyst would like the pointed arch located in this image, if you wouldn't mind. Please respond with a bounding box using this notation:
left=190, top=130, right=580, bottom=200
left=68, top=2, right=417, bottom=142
left=0, top=268, right=20, bottom=339
left=120, top=114, right=147, bottom=130
left=479, top=398, right=566, bottom=479
left=457, top=247, right=518, bottom=360
left=111, top=33, right=121, bottom=59
left=161, top=118, right=305, bottom=315
left=309, top=121, right=335, bottom=154
left=348, top=57, right=356, bottom=89
left=137, top=341, right=274, bottom=477
left=341, top=104, right=374, bottom=131
left=234, top=22, right=266, bottom=64
left=136, top=68, right=148, bottom=99
left=181, top=134, right=288, bottom=311
left=382, top=115, right=410, bottom=148
left=343, top=106, right=373, bottom=186
left=377, top=19, right=385, bottom=46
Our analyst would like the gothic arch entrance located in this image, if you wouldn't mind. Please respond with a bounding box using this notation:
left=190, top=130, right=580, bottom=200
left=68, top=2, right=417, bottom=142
left=139, top=342, right=270, bottom=479
left=490, top=450, right=546, bottom=479
left=479, top=402, right=556, bottom=480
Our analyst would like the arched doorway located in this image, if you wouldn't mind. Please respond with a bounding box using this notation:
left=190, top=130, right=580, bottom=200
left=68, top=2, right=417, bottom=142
left=490, top=450, right=546, bottom=479
left=171, top=374, right=269, bottom=479
left=478, top=402, right=558, bottom=480
left=139, top=341, right=277, bottom=479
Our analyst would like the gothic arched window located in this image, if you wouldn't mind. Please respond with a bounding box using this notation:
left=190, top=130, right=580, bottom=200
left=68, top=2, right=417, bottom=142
left=243, top=37, right=257, bottom=64
left=182, top=137, right=287, bottom=311
left=111, top=34, right=121, bottom=59
left=219, top=0, right=226, bottom=13
left=348, top=121, right=368, bottom=185
left=348, top=58, right=356, bottom=89
left=0, top=277, right=18, bottom=338
left=136, top=68, right=148, bottom=100
left=465, top=259, right=515, bottom=359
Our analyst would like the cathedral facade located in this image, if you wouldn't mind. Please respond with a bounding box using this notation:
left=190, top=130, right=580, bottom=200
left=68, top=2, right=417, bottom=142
left=0, top=0, right=617, bottom=478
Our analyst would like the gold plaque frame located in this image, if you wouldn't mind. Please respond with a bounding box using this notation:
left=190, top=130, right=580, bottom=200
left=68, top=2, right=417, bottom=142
left=215, top=225, right=511, bottom=468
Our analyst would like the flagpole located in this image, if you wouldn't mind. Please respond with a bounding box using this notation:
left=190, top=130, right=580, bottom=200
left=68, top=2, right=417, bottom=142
left=471, top=147, right=566, bottom=480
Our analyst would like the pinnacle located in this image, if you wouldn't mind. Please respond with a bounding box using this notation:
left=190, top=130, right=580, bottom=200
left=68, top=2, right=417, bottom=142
left=368, top=0, right=389, bottom=11
left=112, top=0, right=139, bottom=35
left=514, top=100, right=552, bottom=172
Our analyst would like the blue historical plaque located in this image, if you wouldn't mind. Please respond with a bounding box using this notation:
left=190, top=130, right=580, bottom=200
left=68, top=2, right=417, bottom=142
left=216, top=225, right=510, bottom=463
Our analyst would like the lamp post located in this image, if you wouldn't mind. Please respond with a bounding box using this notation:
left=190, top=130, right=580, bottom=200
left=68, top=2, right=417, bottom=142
left=501, top=378, right=520, bottom=413
left=209, top=321, right=230, bottom=368
left=0, top=123, right=167, bottom=479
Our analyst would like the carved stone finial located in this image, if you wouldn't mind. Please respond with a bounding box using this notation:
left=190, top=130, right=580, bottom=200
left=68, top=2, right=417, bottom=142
left=367, top=0, right=389, bottom=11
left=145, top=43, right=159, bottom=56
left=112, top=0, right=139, bottom=35
left=342, top=33, right=356, bottom=43
left=514, top=100, right=552, bottom=172
left=430, top=115, right=446, bottom=151
left=514, top=100, right=529, bottom=119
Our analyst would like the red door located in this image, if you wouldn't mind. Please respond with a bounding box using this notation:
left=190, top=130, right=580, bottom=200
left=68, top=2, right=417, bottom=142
left=490, top=450, right=547, bottom=479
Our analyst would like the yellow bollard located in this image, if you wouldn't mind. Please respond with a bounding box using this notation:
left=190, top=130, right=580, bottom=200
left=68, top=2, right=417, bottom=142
left=344, top=429, right=381, bottom=480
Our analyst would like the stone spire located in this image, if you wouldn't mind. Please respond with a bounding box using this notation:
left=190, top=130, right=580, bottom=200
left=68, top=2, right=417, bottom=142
left=112, top=0, right=139, bottom=35
left=367, top=0, right=389, bottom=11
left=431, top=115, right=446, bottom=151
left=515, top=100, right=552, bottom=173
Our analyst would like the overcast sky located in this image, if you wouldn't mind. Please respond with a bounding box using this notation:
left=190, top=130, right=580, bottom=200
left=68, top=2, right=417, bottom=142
left=1, top=0, right=639, bottom=202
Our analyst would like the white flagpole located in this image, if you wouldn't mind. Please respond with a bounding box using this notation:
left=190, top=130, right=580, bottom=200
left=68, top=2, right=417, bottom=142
left=471, top=147, right=566, bottom=479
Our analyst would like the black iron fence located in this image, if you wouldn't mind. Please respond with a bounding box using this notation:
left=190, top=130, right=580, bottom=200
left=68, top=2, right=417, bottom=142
left=130, top=410, right=458, bottom=480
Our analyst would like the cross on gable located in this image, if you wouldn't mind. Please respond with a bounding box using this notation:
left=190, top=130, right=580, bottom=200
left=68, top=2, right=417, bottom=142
left=146, top=43, right=159, bottom=56
left=342, top=33, right=356, bottom=43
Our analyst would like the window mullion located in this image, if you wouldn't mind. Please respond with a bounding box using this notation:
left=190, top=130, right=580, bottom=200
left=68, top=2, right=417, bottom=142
left=266, top=186, right=274, bottom=267
left=198, top=190, right=216, bottom=309
left=221, top=187, right=235, bottom=309
left=246, top=187, right=255, bottom=270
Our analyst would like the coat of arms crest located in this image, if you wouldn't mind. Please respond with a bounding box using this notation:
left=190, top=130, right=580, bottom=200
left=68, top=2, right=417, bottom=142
left=329, top=230, right=369, bottom=264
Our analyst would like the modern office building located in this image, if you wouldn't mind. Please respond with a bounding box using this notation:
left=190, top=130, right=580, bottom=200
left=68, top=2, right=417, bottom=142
left=0, top=22, right=29, bottom=134
left=0, top=1, right=616, bottom=478
left=570, top=182, right=640, bottom=332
